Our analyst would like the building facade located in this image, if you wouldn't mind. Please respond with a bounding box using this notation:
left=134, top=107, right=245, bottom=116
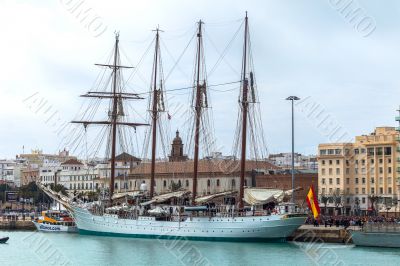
left=255, top=170, right=318, bottom=205
left=318, top=127, right=399, bottom=215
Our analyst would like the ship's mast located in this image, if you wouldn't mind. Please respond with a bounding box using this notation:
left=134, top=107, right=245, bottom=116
left=192, top=20, right=204, bottom=204
left=71, top=33, right=149, bottom=202
left=239, top=13, right=249, bottom=209
left=109, top=33, right=120, bottom=201
left=150, top=28, right=161, bottom=198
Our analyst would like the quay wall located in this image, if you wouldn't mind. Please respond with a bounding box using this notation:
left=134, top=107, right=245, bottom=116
left=289, top=225, right=352, bottom=244
left=0, top=216, right=36, bottom=231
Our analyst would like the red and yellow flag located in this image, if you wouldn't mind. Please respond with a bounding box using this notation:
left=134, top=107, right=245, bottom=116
left=306, top=185, right=320, bottom=219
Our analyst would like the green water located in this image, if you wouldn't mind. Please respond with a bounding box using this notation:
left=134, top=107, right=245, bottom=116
left=1, top=231, right=400, bottom=265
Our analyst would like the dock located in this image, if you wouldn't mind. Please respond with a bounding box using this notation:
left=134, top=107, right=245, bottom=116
left=289, top=225, right=353, bottom=244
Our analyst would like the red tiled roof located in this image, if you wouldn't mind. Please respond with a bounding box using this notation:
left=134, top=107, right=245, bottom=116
left=61, top=159, right=83, bottom=165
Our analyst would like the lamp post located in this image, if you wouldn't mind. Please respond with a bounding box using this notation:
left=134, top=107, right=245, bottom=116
left=286, top=96, right=300, bottom=204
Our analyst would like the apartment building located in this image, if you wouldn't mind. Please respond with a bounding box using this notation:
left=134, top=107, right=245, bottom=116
left=318, top=127, right=398, bottom=215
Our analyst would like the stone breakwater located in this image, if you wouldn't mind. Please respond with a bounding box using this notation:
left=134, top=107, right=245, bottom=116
left=288, top=225, right=353, bottom=244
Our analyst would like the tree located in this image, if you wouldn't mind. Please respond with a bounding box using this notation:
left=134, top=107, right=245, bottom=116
left=170, top=181, right=181, bottom=192
left=320, top=193, right=330, bottom=215
left=368, top=195, right=381, bottom=216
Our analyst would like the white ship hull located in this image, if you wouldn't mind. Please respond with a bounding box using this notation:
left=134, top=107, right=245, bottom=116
left=33, top=221, right=78, bottom=233
left=71, top=206, right=305, bottom=241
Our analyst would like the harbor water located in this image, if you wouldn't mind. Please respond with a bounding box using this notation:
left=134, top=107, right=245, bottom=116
left=1, top=231, right=400, bottom=265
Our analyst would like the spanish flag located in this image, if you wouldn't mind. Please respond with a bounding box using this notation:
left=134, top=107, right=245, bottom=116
left=306, top=185, right=320, bottom=219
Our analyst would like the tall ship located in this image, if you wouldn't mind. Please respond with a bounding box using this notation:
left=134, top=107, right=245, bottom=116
left=60, top=14, right=306, bottom=241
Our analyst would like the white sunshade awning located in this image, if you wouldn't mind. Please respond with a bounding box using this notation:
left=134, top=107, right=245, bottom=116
left=244, top=188, right=291, bottom=206
left=195, top=191, right=237, bottom=204
left=141, top=190, right=190, bottom=206
left=112, top=191, right=141, bottom=200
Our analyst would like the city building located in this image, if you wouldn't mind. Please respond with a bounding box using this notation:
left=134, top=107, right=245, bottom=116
left=268, top=153, right=317, bottom=170
left=318, top=126, right=399, bottom=215
left=122, top=133, right=279, bottom=195
left=255, top=169, right=318, bottom=205
left=59, top=159, right=98, bottom=193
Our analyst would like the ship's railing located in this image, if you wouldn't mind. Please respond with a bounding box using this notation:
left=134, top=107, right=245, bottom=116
left=362, top=222, right=400, bottom=233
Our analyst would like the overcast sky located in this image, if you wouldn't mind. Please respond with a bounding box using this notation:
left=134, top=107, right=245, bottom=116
left=0, top=0, right=399, bottom=159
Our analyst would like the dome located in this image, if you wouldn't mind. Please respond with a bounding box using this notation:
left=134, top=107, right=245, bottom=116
left=173, top=130, right=182, bottom=144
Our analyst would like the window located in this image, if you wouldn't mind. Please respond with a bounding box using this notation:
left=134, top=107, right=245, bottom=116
left=355, top=168, right=358, bottom=174
left=379, top=187, right=383, bottom=194
left=329, top=168, right=333, bottom=175
left=329, top=160, right=333, bottom=165
left=362, top=188, right=365, bottom=194
left=389, top=187, right=392, bottom=194
left=90, top=183, right=92, bottom=189
left=322, top=169, right=326, bottom=175
left=186, top=180, right=189, bottom=187
left=376, top=147, right=383, bottom=156
left=362, top=178, right=365, bottom=184
left=388, top=177, right=392, bottom=183
left=368, top=148, right=375, bottom=156
left=322, top=160, right=325, bottom=165
left=329, top=178, right=333, bottom=185
left=346, top=188, right=350, bottom=194
left=163, top=180, right=167, bottom=187
left=335, top=149, right=342, bottom=155
left=329, top=188, right=333, bottom=194
left=70, top=184, right=72, bottom=190
left=114, top=183, right=118, bottom=189
left=336, top=168, right=340, bottom=175
left=388, top=158, right=392, bottom=164
left=354, top=149, right=359, bottom=154
left=384, top=147, right=392, bottom=155
left=379, top=167, right=383, bottom=174
left=320, top=149, right=327, bottom=155
left=371, top=188, right=375, bottom=194
left=336, top=160, right=340, bottom=165
left=328, top=149, right=334, bottom=155
left=207, top=179, right=211, bottom=187
left=355, top=188, right=359, bottom=194
left=379, top=177, right=383, bottom=184
left=346, top=168, right=350, bottom=174
left=355, top=160, right=359, bottom=165
left=361, top=168, right=365, bottom=174
left=379, top=159, right=383, bottom=164
left=346, top=160, right=349, bottom=166
left=361, top=159, right=365, bottom=165
left=361, top=148, right=366, bottom=154
left=322, top=188, right=326, bottom=194
left=231, top=179, right=236, bottom=187
left=371, top=177, right=375, bottom=184
left=362, top=197, right=366, bottom=204
left=346, top=178, right=350, bottom=185
left=370, top=159, right=374, bottom=164
left=355, top=178, right=359, bottom=184
left=336, top=178, right=340, bottom=185
left=389, top=167, right=392, bottom=174
left=322, top=178, right=326, bottom=185
left=216, top=179, right=220, bottom=186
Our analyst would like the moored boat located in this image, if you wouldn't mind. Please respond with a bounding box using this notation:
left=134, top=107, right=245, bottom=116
left=349, top=223, right=400, bottom=248
left=33, top=210, right=78, bottom=233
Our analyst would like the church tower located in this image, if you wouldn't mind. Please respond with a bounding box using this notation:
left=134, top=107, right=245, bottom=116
left=169, top=130, right=188, bottom=162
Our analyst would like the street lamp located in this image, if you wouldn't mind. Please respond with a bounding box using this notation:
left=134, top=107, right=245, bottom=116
left=286, top=96, right=300, bottom=204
